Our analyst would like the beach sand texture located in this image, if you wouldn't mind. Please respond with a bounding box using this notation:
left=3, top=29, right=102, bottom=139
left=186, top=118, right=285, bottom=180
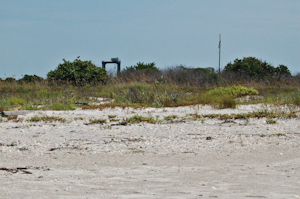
left=1, top=105, right=300, bottom=198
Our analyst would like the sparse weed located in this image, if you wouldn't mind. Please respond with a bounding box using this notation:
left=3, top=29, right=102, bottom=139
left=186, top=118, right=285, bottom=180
left=89, top=118, right=107, bottom=124
left=100, top=125, right=112, bottom=130
left=9, top=142, right=17, bottom=147
left=49, top=103, right=76, bottom=110
left=164, top=115, right=178, bottom=121
left=7, top=115, right=24, bottom=122
left=266, top=118, right=277, bottom=124
left=27, top=116, right=66, bottom=123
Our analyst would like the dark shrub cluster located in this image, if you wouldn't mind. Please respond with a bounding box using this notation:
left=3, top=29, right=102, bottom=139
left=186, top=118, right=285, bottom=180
left=19, top=75, right=44, bottom=83
left=162, top=66, right=220, bottom=87
left=222, top=57, right=291, bottom=82
left=47, top=57, right=107, bottom=86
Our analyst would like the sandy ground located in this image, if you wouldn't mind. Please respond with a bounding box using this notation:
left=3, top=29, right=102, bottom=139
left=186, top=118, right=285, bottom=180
left=1, top=104, right=300, bottom=198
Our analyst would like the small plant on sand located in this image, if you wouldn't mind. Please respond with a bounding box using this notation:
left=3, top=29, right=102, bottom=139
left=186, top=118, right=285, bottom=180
left=100, top=125, right=112, bottom=130
left=124, top=115, right=161, bottom=124
left=266, top=118, right=277, bottom=124
left=89, top=118, right=107, bottom=124
left=164, top=115, right=178, bottom=121
left=7, top=115, right=24, bottom=122
left=9, top=142, right=17, bottom=147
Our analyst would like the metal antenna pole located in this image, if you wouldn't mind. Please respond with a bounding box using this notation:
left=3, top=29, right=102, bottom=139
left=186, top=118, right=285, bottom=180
left=218, top=34, right=221, bottom=75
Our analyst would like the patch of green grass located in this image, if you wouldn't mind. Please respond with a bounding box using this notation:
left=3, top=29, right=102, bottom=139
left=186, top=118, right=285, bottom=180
left=6, top=97, right=27, bottom=106
left=266, top=118, right=277, bottom=124
left=206, top=85, right=258, bottom=98
left=292, top=92, right=300, bottom=106
left=49, top=103, right=76, bottom=110
left=164, top=115, right=178, bottom=121
left=0, top=100, right=10, bottom=111
left=27, top=116, right=66, bottom=123
left=124, top=115, right=161, bottom=124
left=20, top=105, right=43, bottom=110
left=189, top=109, right=297, bottom=121
left=1, top=75, right=300, bottom=110
left=261, top=133, right=286, bottom=137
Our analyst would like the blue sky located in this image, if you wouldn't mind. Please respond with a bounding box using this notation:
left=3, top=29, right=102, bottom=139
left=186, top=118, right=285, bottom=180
left=0, top=0, right=299, bottom=79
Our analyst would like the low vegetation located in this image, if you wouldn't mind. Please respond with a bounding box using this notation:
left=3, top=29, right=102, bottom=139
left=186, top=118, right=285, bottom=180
left=27, top=116, right=67, bottom=123
left=0, top=56, right=299, bottom=114
left=124, top=115, right=161, bottom=124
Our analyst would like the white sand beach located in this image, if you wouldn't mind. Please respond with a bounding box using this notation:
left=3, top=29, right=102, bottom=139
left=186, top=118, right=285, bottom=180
left=1, top=105, right=300, bottom=198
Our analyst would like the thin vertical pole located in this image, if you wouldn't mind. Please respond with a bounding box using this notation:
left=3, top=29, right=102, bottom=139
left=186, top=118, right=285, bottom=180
left=218, top=34, right=221, bottom=75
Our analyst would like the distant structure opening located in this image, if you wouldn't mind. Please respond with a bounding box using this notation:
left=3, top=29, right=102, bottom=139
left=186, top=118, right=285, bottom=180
left=102, top=58, right=121, bottom=76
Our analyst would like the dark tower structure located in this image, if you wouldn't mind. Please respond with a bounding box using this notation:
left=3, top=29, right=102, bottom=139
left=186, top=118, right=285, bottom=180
left=102, top=58, right=121, bottom=76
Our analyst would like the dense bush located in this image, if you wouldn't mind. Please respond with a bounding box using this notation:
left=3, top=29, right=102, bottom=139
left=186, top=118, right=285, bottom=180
left=47, top=57, right=107, bottom=86
left=222, top=57, right=291, bottom=81
left=3, top=77, right=16, bottom=83
left=117, top=62, right=162, bottom=84
left=206, top=85, right=258, bottom=98
left=19, top=75, right=43, bottom=83
left=163, top=66, right=220, bottom=87
left=123, top=62, right=159, bottom=73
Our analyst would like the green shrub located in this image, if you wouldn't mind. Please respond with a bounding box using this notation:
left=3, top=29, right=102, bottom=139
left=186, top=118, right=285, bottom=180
left=47, top=57, right=107, bottom=86
left=19, top=75, right=44, bottom=83
left=223, top=57, right=291, bottom=81
left=123, top=62, right=159, bottom=73
left=163, top=66, right=220, bottom=87
left=4, top=77, right=16, bottom=83
left=206, top=85, right=258, bottom=98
